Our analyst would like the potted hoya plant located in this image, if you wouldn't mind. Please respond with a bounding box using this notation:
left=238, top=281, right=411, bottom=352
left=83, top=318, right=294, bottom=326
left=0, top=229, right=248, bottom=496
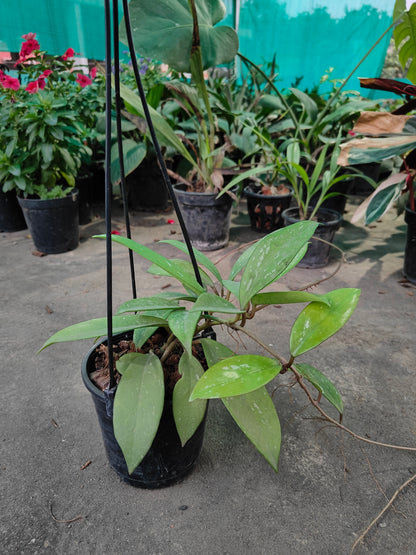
left=118, top=0, right=270, bottom=250
left=40, top=221, right=360, bottom=487
left=0, top=34, right=95, bottom=253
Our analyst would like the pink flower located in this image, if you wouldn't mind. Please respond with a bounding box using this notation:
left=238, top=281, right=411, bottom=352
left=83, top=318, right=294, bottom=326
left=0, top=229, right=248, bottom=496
left=42, top=69, right=52, bottom=77
left=0, top=74, right=20, bottom=91
left=62, top=48, right=75, bottom=61
left=22, top=33, right=37, bottom=41
left=15, top=36, right=40, bottom=65
left=26, top=80, right=39, bottom=93
left=37, top=76, right=46, bottom=90
left=111, top=230, right=121, bottom=235
left=90, top=67, right=97, bottom=79
left=76, top=73, right=92, bottom=88
left=348, top=130, right=356, bottom=137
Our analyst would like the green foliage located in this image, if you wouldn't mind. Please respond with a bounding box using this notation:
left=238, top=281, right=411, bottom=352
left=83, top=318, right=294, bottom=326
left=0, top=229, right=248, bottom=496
left=393, top=0, right=416, bottom=83
left=42, top=222, right=361, bottom=474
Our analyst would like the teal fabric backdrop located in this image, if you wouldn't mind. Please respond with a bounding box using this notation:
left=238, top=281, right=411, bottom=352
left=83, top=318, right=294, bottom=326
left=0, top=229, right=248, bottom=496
left=0, top=0, right=395, bottom=93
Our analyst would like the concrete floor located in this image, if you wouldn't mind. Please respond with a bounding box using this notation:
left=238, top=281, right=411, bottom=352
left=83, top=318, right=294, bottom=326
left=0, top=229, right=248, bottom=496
left=1, top=198, right=415, bottom=554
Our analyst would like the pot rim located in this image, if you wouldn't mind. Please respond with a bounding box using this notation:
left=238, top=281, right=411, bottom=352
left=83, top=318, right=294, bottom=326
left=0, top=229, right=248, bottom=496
left=282, top=206, right=342, bottom=227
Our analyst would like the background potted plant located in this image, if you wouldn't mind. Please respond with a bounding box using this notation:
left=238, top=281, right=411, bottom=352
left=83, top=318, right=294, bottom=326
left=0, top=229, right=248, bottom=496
left=40, top=221, right=360, bottom=487
left=0, top=34, right=95, bottom=253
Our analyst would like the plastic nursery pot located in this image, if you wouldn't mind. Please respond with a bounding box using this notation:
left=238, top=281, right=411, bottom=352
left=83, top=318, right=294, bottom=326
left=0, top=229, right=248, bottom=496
left=173, top=184, right=234, bottom=251
left=244, top=184, right=293, bottom=233
left=81, top=332, right=207, bottom=489
left=75, top=173, right=94, bottom=225
left=126, top=156, right=170, bottom=211
left=404, top=205, right=416, bottom=284
left=18, top=190, right=79, bottom=254
left=0, top=190, right=27, bottom=232
left=282, top=207, right=342, bottom=269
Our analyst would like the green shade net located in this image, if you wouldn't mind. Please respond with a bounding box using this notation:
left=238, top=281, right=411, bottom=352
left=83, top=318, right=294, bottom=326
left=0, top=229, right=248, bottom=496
left=1, top=0, right=394, bottom=94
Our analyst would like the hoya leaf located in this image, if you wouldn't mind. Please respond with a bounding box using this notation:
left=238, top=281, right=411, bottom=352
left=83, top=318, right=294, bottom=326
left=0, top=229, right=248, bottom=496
left=222, top=279, right=240, bottom=299
left=173, top=351, right=207, bottom=446
left=251, top=291, right=331, bottom=308
left=95, top=234, right=205, bottom=295
left=113, top=353, right=164, bottom=474
left=294, top=363, right=343, bottom=414
left=222, top=387, right=281, bottom=471
left=116, top=296, right=182, bottom=314
left=190, top=354, right=282, bottom=399
left=160, top=239, right=223, bottom=284
left=290, top=288, right=360, bottom=357
left=168, top=309, right=201, bottom=353
left=39, top=313, right=167, bottom=352
left=148, top=259, right=213, bottom=288
left=239, top=221, right=318, bottom=308
left=199, top=338, right=235, bottom=367
left=191, top=292, right=243, bottom=315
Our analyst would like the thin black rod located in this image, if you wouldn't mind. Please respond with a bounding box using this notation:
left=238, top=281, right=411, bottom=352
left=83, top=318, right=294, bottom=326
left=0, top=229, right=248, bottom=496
left=121, top=0, right=204, bottom=287
left=112, top=0, right=137, bottom=300
left=104, top=0, right=116, bottom=389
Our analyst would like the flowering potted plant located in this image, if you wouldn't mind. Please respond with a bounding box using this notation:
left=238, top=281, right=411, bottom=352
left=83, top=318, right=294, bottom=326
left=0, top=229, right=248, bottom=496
left=0, top=33, right=96, bottom=253
left=40, top=222, right=360, bottom=487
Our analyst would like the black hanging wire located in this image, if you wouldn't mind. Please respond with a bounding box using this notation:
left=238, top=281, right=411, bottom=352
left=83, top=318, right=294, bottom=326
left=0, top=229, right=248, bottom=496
left=112, top=0, right=137, bottom=300
left=120, top=0, right=203, bottom=287
left=104, top=0, right=116, bottom=390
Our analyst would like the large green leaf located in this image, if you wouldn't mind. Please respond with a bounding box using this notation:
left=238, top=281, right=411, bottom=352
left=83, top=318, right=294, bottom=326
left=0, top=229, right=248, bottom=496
left=365, top=180, right=405, bottom=225
left=239, top=221, right=318, bottom=308
left=393, top=0, right=416, bottom=83
left=148, top=259, right=214, bottom=289
left=160, top=239, right=223, bottom=284
left=110, top=139, right=146, bottom=185
left=168, top=309, right=201, bottom=353
left=294, top=363, right=343, bottom=414
left=120, top=0, right=239, bottom=73
left=38, top=313, right=167, bottom=351
left=116, top=296, right=182, bottom=315
left=113, top=353, right=165, bottom=474
left=251, top=291, right=331, bottom=308
left=200, top=338, right=234, bottom=367
left=290, top=288, right=360, bottom=357
left=173, top=351, right=207, bottom=445
left=190, top=354, right=282, bottom=399
left=190, top=292, right=243, bottom=315
left=222, top=387, right=281, bottom=471
left=97, top=234, right=205, bottom=296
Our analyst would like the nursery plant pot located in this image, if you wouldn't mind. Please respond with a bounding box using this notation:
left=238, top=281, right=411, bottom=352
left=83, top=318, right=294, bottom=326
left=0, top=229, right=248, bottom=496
left=18, top=190, right=79, bottom=254
left=310, top=179, right=352, bottom=215
left=0, top=190, right=27, bottom=232
left=173, top=184, right=234, bottom=251
left=348, top=162, right=380, bottom=196
left=81, top=332, right=207, bottom=489
left=127, top=156, right=170, bottom=211
left=282, top=207, right=342, bottom=268
left=76, top=173, right=94, bottom=224
left=404, top=205, right=416, bottom=284
left=244, top=184, right=292, bottom=233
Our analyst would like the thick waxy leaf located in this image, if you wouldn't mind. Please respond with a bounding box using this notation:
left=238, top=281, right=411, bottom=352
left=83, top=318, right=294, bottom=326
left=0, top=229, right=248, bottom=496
left=132, top=309, right=175, bottom=349
left=239, top=221, right=318, bottom=308
left=160, top=239, right=223, bottom=283
left=148, top=259, right=214, bottom=288
left=173, top=351, right=207, bottom=446
left=251, top=291, right=330, bottom=308
left=290, top=288, right=360, bottom=357
left=229, top=241, right=259, bottom=280
left=117, top=296, right=182, bottom=314
left=191, top=292, right=243, bottom=315
left=222, top=387, right=281, bottom=471
left=113, top=353, right=164, bottom=474
left=96, top=234, right=205, bottom=295
left=39, top=314, right=167, bottom=351
left=190, top=355, right=282, bottom=399
left=168, top=310, right=201, bottom=353
left=222, top=279, right=240, bottom=299
left=200, top=338, right=234, bottom=367
left=121, top=0, right=239, bottom=73
left=294, top=363, right=343, bottom=414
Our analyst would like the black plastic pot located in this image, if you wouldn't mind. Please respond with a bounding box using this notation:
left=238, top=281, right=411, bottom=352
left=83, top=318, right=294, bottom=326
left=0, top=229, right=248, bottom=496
left=348, top=163, right=380, bottom=196
left=310, top=179, right=352, bottom=215
left=81, top=333, right=207, bottom=488
left=404, top=206, right=416, bottom=284
left=76, top=173, right=94, bottom=224
left=173, top=184, right=234, bottom=251
left=282, top=207, right=342, bottom=268
left=18, top=190, right=79, bottom=254
left=0, top=190, right=27, bottom=232
left=244, top=184, right=292, bottom=233
left=127, top=156, right=170, bottom=211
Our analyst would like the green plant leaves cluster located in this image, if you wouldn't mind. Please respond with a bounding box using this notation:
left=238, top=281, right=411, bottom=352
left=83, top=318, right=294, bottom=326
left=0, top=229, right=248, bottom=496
left=41, top=221, right=360, bottom=474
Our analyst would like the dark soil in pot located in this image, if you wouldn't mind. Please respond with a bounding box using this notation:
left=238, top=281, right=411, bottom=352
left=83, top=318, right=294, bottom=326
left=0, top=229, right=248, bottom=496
left=245, top=183, right=292, bottom=233
left=282, top=207, right=342, bottom=268
left=81, top=330, right=208, bottom=488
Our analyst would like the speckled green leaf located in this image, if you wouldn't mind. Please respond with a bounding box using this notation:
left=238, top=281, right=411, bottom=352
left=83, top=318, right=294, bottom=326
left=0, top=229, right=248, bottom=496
left=294, top=363, right=343, bottom=414
left=168, top=309, right=201, bottom=353
left=113, top=353, right=164, bottom=474
left=190, top=354, right=281, bottom=399
left=200, top=338, right=234, bottom=367
left=290, top=288, right=360, bottom=357
left=251, top=291, right=330, bottom=308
